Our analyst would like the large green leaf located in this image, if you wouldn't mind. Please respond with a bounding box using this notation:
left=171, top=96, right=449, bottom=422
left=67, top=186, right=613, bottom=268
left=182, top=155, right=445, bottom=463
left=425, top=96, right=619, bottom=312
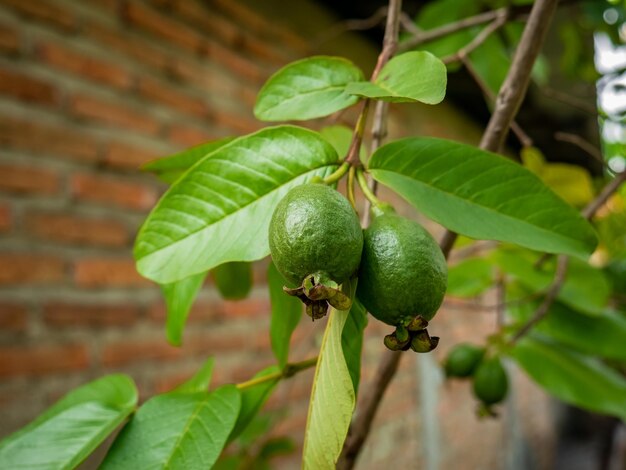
left=0, top=375, right=137, bottom=470
left=447, top=257, right=494, bottom=297
left=341, top=298, right=367, bottom=397
left=494, top=248, right=610, bottom=315
left=212, top=262, right=253, bottom=300
left=229, top=366, right=281, bottom=442
left=101, top=385, right=241, bottom=470
left=507, top=288, right=626, bottom=362
left=510, top=335, right=626, bottom=420
left=368, top=137, right=598, bottom=259
left=254, top=56, right=364, bottom=121
left=302, top=308, right=355, bottom=469
left=143, top=137, right=236, bottom=184
left=161, top=271, right=207, bottom=346
left=135, top=126, right=339, bottom=283
left=346, top=51, right=446, bottom=104
left=268, top=261, right=302, bottom=367
left=175, top=357, right=215, bottom=393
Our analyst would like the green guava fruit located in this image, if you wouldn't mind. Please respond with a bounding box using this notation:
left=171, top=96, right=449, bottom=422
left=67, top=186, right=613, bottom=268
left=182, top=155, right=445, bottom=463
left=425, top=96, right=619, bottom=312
left=356, top=211, right=447, bottom=327
left=444, top=343, right=485, bottom=378
left=269, top=183, right=363, bottom=318
left=472, top=357, right=508, bottom=405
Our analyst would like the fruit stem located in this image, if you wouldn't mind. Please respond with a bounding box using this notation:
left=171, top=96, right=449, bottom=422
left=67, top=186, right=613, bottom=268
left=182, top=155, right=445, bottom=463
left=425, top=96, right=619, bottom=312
left=356, top=167, right=383, bottom=209
left=236, top=356, right=318, bottom=390
left=347, top=165, right=357, bottom=210
left=323, top=161, right=350, bottom=185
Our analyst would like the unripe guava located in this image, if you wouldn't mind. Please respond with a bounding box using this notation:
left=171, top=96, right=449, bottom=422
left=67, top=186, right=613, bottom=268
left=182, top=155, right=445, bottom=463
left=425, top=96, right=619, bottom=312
left=356, top=211, right=447, bottom=327
left=269, top=183, right=363, bottom=287
left=472, top=357, right=508, bottom=405
left=444, top=343, right=485, bottom=378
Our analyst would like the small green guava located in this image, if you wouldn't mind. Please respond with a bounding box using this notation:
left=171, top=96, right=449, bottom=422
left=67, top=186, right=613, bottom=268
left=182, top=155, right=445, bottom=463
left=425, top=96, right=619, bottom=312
left=472, top=357, right=508, bottom=406
left=444, top=343, right=485, bottom=378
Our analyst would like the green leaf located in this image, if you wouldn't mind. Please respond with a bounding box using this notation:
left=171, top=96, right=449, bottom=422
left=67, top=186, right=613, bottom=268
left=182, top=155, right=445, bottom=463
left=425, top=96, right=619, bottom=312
left=494, top=248, right=610, bottom=315
left=510, top=335, right=626, bottom=420
left=143, top=137, right=236, bottom=184
left=213, top=262, right=253, bottom=300
left=175, top=357, right=215, bottom=393
left=447, top=257, right=494, bottom=297
left=368, top=137, right=598, bottom=259
left=0, top=375, right=137, bottom=470
left=507, top=290, right=626, bottom=362
left=162, top=271, right=206, bottom=346
left=229, top=366, right=281, bottom=442
left=341, top=298, right=367, bottom=397
left=268, top=261, right=302, bottom=367
left=101, top=385, right=241, bottom=470
left=259, top=437, right=296, bottom=459
left=254, top=56, right=364, bottom=121
left=303, top=308, right=355, bottom=469
left=135, top=126, right=339, bottom=284
left=346, top=51, right=446, bottom=104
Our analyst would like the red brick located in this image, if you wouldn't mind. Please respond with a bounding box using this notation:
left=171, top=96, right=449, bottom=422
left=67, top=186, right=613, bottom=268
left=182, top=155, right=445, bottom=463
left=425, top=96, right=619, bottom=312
left=101, top=339, right=183, bottom=367
left=24, top=211, right=129, bottom=247
left=0, top=204, right=11, bottom=232
left=0, top=117, right=100, bottom=163
left=0, top=23, right=20, bottom=55
left=70, top=172, right=158, bottom=211
left=43, top=301, right=140, bottom=327
left=206, top=42, right=266, bottom=84
left=85, top=21, right=170, bottom=71
left=123, top=2, right=205, bottom=53
left=0, top=344, right=88, bottom=377
left=0, top=68, right=59, bottom=106
left=36, top=42, right=133, bottom=89
left=167, top=124, right=215, bottom=147
left=2, top=0, right=76, bottom=32
left=73, top=258, right=151, bottom=288
left=103, top=142, right=161, bottom=170
left=69, top=94, right=161, bottom=136
left=211, top=0, right=309, bottom=54
left=0, top=164, right=60, bottom=195
left=137, top=77, right=209, bottom=118
left=0, top=303, right=28, bottom=333
left=213, top=109, right=260, bottom=134
left=0, top=253, right=66, bottom=285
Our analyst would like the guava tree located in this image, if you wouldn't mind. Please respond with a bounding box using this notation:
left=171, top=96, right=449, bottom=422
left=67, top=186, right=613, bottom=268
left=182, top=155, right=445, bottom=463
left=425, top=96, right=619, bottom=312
left=1, top=0, right=625, bottom=468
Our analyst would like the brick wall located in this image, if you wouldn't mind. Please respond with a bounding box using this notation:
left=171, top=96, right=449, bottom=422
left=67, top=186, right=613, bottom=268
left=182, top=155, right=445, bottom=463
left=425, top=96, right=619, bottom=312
left=0, top=0, right=557, bottom=468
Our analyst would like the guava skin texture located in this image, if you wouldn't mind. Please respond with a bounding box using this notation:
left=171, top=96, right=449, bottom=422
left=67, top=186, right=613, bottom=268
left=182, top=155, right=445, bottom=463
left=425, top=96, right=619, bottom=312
left=269, top=183, right=363, bottom=287
left=356, top=212, right=448, bottom=327
left=444, top=343, right=486, bottom=378
left=472, top=357, right=509, bottom=405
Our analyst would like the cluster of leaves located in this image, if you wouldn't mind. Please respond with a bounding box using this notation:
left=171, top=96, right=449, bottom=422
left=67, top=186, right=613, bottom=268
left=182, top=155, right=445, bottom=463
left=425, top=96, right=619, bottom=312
left=2, top=1, right=626, bottom=469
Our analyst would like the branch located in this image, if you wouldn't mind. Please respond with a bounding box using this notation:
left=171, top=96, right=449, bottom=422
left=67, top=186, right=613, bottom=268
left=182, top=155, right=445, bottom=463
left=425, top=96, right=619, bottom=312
left=480, top=0, right=559, bottom=152
left=236, top=356, right=318, bottom=390
left=442, top=13, right=508, bottom=65
left=313, top=6, right=387, bottom=48
left=340, top=1, right=560, bottom=467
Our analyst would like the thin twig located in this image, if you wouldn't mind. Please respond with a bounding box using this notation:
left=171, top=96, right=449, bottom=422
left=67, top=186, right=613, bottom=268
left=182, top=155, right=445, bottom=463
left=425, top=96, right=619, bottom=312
left=541, top=86, right=597, bottom=115
left=313, top=6, right=387, bottom=47
left=555, top=131, right=606, bottom=168
left=509, top=255, right=569, bottom=342
left=398, top=7, right=510, bottom=53
left=442, top=14, right=508, bottom=65
left=341, top=1, right=560, bottom=467
left=582, top=170, right=626, bottom=220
